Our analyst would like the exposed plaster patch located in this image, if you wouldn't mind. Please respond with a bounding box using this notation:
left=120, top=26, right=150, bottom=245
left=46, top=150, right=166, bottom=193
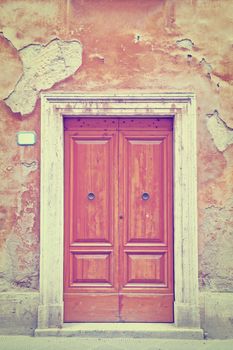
left=134, top=33, right=142, bottom=43
left=200, top=58, right=213, bottom=76
left=21, top=161, right=37, bottom=168
left=176, top=38, right=194, bottom=50
left=21, top=161, right=38, bottom=176
left=4, top=38, right=82, bottom=115
left=0, top=32, right=23, bottom=100
left=207, top=110, right=233, bottom=152
left=89, top=53, right=105, bottom=63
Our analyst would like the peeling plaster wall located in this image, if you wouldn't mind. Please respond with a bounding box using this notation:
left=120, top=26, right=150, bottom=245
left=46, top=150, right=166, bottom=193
left=5, top=38, right=82, bottom=114
left=207, top=110, right=233, bottom=152
left=0, top=0, right=233, bottom=338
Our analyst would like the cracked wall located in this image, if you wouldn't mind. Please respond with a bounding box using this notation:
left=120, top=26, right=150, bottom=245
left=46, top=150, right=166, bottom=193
left=0, top=0, right=233, bottom=336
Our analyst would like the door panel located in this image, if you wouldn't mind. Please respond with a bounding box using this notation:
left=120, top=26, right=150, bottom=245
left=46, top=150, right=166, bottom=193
left=70, top=252, right=113, bottom=286
left=64, top=128, right=119, bottom=321
left=123, top=136, right=165, bottom=244
left=64, top=294, right=119, bottom=322
left=118, top=128, right=173, bottom=321
left=125, top=251, right=167, bottom=286
left=64, top=117, right=173, bottom=322
left=119, top=294, right=174, bottom=322
left=72, top=136, right=114, bottom=244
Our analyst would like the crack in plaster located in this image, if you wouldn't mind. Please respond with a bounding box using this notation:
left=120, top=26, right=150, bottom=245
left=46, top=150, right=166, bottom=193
left=4, top=38, right=82, bottom=115
left=207, top=110, right=233, bottom=152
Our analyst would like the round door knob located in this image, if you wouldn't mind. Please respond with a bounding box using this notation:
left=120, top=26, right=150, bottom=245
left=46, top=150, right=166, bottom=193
left=87, top=192, right=95, bottom=200
left=142, top=192, right=150, bottom=201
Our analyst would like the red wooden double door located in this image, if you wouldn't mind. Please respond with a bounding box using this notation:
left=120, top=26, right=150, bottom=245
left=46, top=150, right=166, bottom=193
left=64, top=117, right=173, bottom=322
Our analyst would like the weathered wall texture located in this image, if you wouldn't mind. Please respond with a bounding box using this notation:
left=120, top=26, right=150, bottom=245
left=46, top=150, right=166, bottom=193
left=0, top=0, right=233, bottom=338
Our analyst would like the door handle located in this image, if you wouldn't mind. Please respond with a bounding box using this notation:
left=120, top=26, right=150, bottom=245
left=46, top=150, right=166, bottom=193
left=142, top=192, right=150, bottom=201
left=87, top=192, right=95, bottom=200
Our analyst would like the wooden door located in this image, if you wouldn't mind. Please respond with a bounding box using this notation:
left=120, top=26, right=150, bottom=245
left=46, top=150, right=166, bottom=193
left=64, top=117, right=173, bottom=322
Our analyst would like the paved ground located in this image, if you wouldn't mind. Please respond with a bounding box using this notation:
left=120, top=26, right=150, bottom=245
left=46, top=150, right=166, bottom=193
left=0, top=337, right=233, bottom=350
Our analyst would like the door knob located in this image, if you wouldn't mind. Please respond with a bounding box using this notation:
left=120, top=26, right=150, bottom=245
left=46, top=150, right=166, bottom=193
left=142, top=192, right=150, bottom=201
left=87, top=192, right=95, bottom=200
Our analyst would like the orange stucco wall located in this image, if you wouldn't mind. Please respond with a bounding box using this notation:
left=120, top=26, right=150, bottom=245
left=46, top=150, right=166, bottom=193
left=0, top=0, right=233, bottom=297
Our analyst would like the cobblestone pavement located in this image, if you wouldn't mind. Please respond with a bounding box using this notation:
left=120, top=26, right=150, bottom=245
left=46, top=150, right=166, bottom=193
left=0, top=337, right=233, bottom=350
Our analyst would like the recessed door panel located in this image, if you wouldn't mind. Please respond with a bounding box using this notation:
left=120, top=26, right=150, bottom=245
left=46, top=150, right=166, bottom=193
left=64, top=128, right=118, bottom=321
left=124, top=136, right=166, bottom=245
left=118, top=128, right=173, bottom=321
left=125, top=252, right=167, bottom=286
left=119, top=294, right=174, bottom=322
left=71, top=135, right=114, bottom=244
left=70, top=252, right=113, bottom=286
left=64, top=294, right=119, bottom=322
left=64, top=117, right=173, bottom=323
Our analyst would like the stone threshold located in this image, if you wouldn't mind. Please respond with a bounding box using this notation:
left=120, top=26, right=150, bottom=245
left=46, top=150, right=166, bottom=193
left=35, top=323, right=204, bottom=339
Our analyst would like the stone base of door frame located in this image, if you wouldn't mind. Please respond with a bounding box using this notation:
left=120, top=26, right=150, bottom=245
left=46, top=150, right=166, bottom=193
left=34, top=323, right=203, bottom=339
left=37, top=302, right=201, bottom=328
left=1, top=291, right=233, bottom=338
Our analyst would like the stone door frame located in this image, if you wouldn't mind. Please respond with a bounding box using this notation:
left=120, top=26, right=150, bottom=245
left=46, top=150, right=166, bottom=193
left=38, top=93, right=200, bottom=329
